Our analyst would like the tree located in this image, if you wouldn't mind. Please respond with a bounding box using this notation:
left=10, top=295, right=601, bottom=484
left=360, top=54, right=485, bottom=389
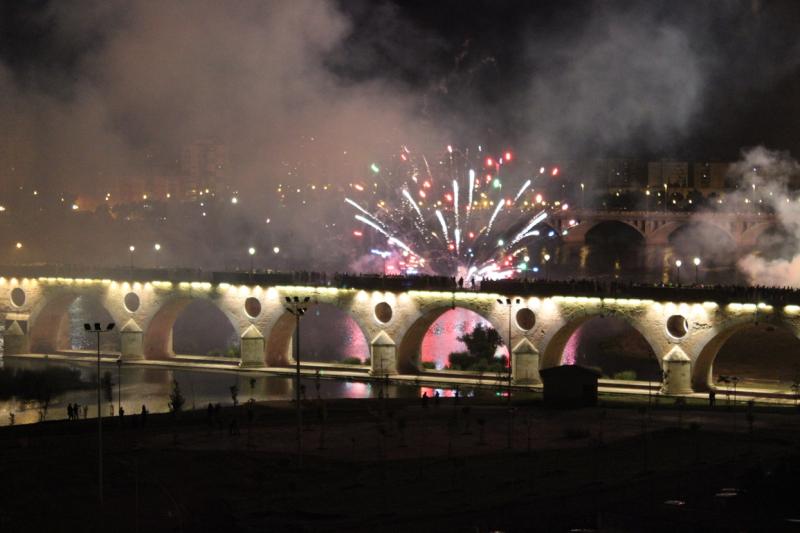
left=458, top=324, right=504, bottom=363
left=168, top=379, right=186, bottom=413
left=230, top=384, right=239, bottom=408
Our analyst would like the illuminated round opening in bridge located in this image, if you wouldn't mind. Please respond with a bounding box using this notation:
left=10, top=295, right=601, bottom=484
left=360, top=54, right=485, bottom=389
left=515, top=308, right=535, bottom=330
left=10, top=287, right=25, bottom=307
left=124, top=292, right=140, bottom=313
left=666, top=315, right=689, bottom=338
left=374, top=302, right=393, bottom=324
left=244, top=297, right=261, bottom=319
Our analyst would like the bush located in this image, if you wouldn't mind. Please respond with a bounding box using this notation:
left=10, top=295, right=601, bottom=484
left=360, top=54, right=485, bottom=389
left=341, top=356, right=364, bottom=365
left=612, top=370, right=637, bottom=381
left=421, top=361, right=437, bottom=370
left=168, top=379, right=186, bottom=413
left=448, top=352, right=476, bottom=371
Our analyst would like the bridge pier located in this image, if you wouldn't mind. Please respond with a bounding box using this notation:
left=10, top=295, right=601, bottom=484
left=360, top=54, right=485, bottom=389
left=370, top=330, right=397, bottom=376
left=240, top=324, right=265, bottom=368
left=512, top=338, right=541, bottom=385
left=3, top=320, right=29, bottom=355
left=661, top=346, right=692, bottom=395
left=120, top=319, right=144, bottom=361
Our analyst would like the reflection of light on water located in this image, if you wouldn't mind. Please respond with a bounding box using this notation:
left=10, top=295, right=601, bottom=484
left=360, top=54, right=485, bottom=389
left=342, top=381, right=371, bottom=398
left=419, top=387, right=468, bottom=398
left=562, top=328, right=581, bottom=365
left=421, top=308, right=499, bottom=369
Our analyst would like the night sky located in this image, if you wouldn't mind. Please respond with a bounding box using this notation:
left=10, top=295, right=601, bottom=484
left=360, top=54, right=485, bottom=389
left=2, top=0, right=800, bottom=173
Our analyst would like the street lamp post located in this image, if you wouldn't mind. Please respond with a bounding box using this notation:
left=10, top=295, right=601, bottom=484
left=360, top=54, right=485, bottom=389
left=116, top=358, right=122, bottom=416
left=580, top=183, right=585, bottom=209
left=693, top=257, right=701, bottom=285
left=84, top=322, right=116, bottom=506
left=154, top=243, right=161, bottom=268
left=128, top=245, right=135, bottom=270
left=675, top=259, right=682, bottom=286
left=285, top=296, right=311, bottom=466
left=645, top=189, right=651, bottom=210
left=543, top=253, right=551, bottom=280
left=497, top=297, right=520, bottom=449
left=248, top=247, right=256, bottom=275
left=663, top=183, right=668, bottom=213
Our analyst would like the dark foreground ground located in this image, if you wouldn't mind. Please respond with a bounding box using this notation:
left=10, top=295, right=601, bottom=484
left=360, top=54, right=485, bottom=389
left=2, top=395, right=800, bottom=532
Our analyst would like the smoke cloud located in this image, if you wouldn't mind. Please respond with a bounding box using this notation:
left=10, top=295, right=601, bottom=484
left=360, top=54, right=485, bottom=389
left=0, top=0, right=443, bottom=193
left=518, top=3, right=706, bottom=159
left=730, top=147, right=800, bottom=287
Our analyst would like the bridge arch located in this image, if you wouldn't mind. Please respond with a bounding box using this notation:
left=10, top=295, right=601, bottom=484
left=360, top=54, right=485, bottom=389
left=143, top=296, right=240, bottom=359
left=265, top=302, right=372, bottom=367
left=692, top=316, right=800, bottom=391
left=541, top=311, right=661, bottom=371
left=396, top=303, right=505, bottom=374
left=564, top=219, right=645, bottom=245
left=29, top=291, right=123, bottom=354
left=648, top=219, right=735, bottom=248
left=739, top=222, right=781, bottom=249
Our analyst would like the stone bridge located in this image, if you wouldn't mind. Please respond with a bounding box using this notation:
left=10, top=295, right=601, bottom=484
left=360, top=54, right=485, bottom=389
left=2, top=267, right=799, bottom=395
left=549, top=210, right=778, bottom=247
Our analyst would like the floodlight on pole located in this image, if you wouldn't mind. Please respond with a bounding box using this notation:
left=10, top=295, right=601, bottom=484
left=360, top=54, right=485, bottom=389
left=285, top=294, right=313, bottom=467
left=496, top=297, right=520, bottom=449
left=675, top=259, right=682, bottom=285
left=83, top=321, right=115, bottom=506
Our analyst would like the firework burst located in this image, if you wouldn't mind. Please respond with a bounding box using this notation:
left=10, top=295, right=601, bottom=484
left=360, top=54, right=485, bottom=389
left=347, top=145, right=570, bottom=279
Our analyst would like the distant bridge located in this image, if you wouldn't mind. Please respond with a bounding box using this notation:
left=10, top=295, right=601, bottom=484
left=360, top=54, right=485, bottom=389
left=549, top=210, right=778, bottom=247
left=2, top=265, right=799, bottom=395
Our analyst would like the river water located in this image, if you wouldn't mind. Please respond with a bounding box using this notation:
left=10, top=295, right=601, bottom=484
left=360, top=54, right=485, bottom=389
left=0, top=356, right=474, bottom=427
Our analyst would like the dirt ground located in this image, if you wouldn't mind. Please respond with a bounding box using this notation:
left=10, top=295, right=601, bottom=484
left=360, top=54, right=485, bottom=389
left=1, top=396, right=800, bottom=532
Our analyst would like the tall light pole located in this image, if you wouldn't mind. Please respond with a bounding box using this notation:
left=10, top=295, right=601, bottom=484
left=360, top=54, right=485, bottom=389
left=580, top=182, right=585, bottom=209
left=663, top=183, right=668, bottom=213
left=285, top=296, right=311, bottom=466
left=128, top=245, right=135, bottom=270
left=154, top=243, right=162, bottom=268
left=693, top=257, right=701, bottom=285
left=84, top=322, right=116, bottom=505
left=497, top=297, right=520, bottom=449
left=675, top=259, right=682, bottom=286
left=645, top=189, right=651, bottom=210
left=543, top=253, right=551, bottom=280
left=116, top=358, right=122, bottom=416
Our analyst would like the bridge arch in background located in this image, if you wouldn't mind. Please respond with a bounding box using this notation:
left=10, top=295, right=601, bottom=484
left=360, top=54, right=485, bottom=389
left=648, top=219, right=736, bottom=248
left=564, top=218, right=646, bottom=245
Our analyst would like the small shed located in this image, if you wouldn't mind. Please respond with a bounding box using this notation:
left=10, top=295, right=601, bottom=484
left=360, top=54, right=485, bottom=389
left=540, top=365, right=601, bottom=408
